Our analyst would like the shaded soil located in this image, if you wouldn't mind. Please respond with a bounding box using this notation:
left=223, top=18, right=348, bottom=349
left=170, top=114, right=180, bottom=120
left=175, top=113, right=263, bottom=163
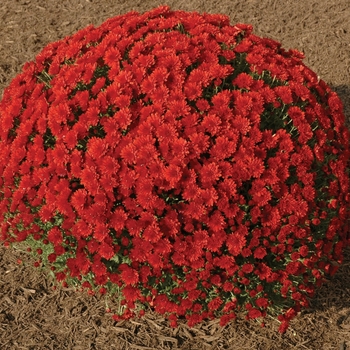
left=1, top=1, right=350, bottom=349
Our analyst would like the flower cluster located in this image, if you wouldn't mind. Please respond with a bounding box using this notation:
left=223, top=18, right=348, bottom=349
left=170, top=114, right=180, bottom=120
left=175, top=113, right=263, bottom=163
left=0, top=6, right=349, bottom=333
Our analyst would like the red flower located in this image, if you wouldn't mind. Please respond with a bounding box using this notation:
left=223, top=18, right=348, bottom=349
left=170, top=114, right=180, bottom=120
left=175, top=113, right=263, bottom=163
left=206, top=229, right=226, bottom=252
left=55, top=272, right=66, bottom=282
left=286, top=261, right=301, bottom=275
left=226, top=233, right=246, bottom=257
left=233, top=92, right=252, bottom=117
left=98, top=241, right=115, bottom=260
left=76, top=253, right=91, bottom=274
left=274, top=86, right=293, bottom=105
left=233, top=72, right=254, bottom=89
left=223, top=281, right=234, bottom=292
left=182, top=182, right=201, bottom=201
left=110, top=208, right=127, bottom=233
left=163, top=164, right=182, bottom=187
left=278, top=321, right=290, bottom=334
left=208, top=297, right=223, bottom=311
left=245, top=156, right=265, bottom=178
left=80, top=166, right=99, bottom=195
left=255, top=297, right=268, bottom=308
left=91, top=255, right=107, bottom=277
left=120, top=264, right=139, bottom=285
left=250, top=183, right=271, bottom=207
left=142, top=223, right=162, bottom=243
left=87, top=137, right=107, bottom=159
left=48, top=253, right=57, bottom=263
left=248, top=308, right=262, bottom=319
left=47, top=227, right=63, bottom=245
left=104, top=47, right=122, bottom=67
left=254, top=263, right=272, bottom=280
left=231, top=115, right=251, bottom=135
left=210, top=135, right=237, bottom=160
left=193, top=229, right=208, bottom=248
left=206, top=210, right=223, bottom=231
left=123, top=285, right=141, bottom=302
left=200, top=114, right=222, bottom=136
left=254, top=247, right=267, bottom=259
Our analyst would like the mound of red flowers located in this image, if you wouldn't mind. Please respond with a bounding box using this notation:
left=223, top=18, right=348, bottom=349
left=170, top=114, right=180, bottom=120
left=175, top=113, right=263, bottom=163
left=0, top=6, right=349, bottom=332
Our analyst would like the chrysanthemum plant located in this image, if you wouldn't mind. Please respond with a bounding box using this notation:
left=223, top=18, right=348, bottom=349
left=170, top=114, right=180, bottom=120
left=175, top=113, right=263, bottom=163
left=0, top=6, right=349, bottom=333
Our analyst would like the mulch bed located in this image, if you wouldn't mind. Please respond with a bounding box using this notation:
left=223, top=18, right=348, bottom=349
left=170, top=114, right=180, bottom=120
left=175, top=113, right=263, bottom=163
left=1, top=1, right=350, bottom=349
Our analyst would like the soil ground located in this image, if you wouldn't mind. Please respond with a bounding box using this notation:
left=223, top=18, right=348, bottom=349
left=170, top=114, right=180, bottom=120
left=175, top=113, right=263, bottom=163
left=1, top=1, right=350, bottom=349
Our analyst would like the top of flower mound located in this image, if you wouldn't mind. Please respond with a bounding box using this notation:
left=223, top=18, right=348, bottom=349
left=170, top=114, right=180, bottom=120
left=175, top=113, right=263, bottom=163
left=0, top=6, right=349, bottom=332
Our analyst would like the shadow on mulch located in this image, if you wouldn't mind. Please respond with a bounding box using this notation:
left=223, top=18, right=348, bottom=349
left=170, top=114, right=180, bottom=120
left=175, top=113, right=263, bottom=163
left=331, top=85, right=350, bottom=125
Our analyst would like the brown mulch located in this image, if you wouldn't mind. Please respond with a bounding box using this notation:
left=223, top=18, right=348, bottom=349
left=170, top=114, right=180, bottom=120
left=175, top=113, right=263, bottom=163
left=0, top=1, right=350, bottom=349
